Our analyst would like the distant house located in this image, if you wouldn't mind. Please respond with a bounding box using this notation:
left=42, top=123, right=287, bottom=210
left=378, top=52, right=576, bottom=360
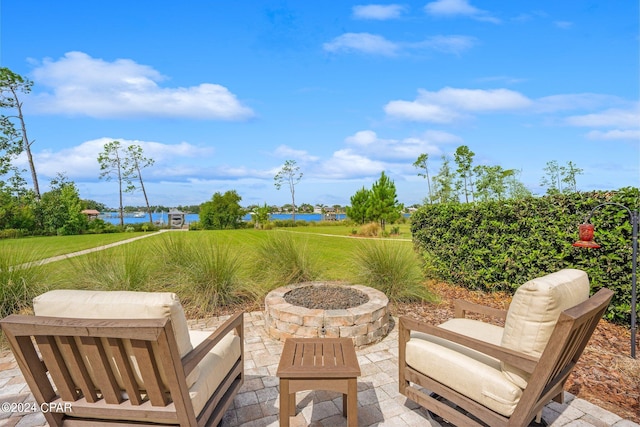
left=81, top=209, right=100, bottom=220
left=168, top=208, right=186, bottom=229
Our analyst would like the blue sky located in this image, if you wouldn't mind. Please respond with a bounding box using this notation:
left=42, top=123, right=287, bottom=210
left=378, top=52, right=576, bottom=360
left=1, top=0, right=638, bottom=208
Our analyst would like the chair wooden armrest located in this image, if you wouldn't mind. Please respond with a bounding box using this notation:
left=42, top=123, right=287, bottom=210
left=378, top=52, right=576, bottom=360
left=454, top=299, right=508, bottom=320
left=399, top=315, right=538, bottom=374
left=182, top=312, right=244, bottom=378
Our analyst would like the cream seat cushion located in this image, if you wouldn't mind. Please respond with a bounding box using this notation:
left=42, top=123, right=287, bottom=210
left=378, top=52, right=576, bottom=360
left=405, top=318, right=523, bottom=417
left=500, top=269, right=589, bottom=388
left=33, top=290, right=200, bottom=389
left=187, top=330, right=241, bottom=416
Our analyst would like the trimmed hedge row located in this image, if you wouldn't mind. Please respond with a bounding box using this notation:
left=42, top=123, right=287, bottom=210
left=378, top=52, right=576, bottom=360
left=410, top=187, right=639, bottom=324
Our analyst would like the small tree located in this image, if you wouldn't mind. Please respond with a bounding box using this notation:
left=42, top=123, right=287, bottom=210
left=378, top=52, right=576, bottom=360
left=199, top=190, right=245, bottom=230
left=560, top=161, right=583, bottom=193
left=252, top=203, right=271, bottom=229
left=432, top=155, right=457, bottom=203
left=368, top=171, right=403, bottom=230
left=274, top=160, right=302, bottom=223
left=346, top=187, right=371, bottom=225
left=541, top=160, right=562, bottom=194
left=413, top=153, right=433, bottom=204
left=36, top=173, right=87, bottom=235
left=124, top=144, right=155, bottom=223
left=98, top=141, right=129, bottom=227
left=0, top=67, right=40, bottom=198
left=454, top=145, right=475, bottom=203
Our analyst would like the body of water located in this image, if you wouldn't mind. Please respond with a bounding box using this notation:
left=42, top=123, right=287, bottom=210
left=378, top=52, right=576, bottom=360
left=99, top=212, right=347, bottom=225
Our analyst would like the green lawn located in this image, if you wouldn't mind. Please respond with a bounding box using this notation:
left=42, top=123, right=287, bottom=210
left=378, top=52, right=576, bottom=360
left=9, top=228, right=420, bottom=317
left=0, top=232, right=160, bottom=262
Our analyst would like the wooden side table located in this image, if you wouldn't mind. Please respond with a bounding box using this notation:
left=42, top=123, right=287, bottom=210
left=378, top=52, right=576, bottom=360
left=276, top=338, right=361, bottom=427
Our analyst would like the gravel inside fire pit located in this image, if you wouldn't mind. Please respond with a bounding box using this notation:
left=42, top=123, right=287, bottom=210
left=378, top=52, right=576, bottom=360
left=284, top=285, right=369, bottom=310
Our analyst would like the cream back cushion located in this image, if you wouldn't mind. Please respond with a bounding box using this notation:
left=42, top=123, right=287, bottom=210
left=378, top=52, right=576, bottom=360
left=33, top=290, right=197, bottom=389
left=501, top=269, right=590, bottom=388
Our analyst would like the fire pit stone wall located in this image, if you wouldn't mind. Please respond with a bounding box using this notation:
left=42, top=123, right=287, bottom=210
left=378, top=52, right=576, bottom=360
left=265, top=282, right=391, bottom=348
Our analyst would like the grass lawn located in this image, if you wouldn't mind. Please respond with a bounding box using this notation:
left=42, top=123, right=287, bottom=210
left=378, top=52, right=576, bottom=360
left=35, top=228, right=418, bottom=311
left=0, top=232, right=159, bottom=262
left=279, top=222, right=413, bottom=239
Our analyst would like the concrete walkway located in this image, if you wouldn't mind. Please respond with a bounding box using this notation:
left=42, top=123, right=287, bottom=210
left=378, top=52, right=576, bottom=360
left=18, top=229, right=174, bottom=269
left=1, top=311, right=638, bottom=427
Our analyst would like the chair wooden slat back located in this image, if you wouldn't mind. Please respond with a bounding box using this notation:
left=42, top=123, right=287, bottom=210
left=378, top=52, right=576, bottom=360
left=0, top=315, right=197, bottom=426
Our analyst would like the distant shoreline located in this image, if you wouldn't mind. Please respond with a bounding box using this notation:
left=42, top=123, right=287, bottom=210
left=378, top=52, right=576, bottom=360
left=99, top=212, right=347, bottom=225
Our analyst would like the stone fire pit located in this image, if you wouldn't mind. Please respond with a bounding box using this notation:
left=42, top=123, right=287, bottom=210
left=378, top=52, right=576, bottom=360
left=265, top=282, right=390, bottom=348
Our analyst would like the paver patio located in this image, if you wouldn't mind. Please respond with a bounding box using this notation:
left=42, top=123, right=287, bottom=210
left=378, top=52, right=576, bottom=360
left=1, top=310, right=638, bottom=427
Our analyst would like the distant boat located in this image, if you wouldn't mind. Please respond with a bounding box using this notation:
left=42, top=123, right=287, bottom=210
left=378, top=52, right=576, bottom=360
left=133, top=212, right=145, bottom=218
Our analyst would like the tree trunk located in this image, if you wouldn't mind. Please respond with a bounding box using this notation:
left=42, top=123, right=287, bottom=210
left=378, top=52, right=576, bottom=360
left=13, top=89, right=40, bottom=199
left=137, top=164, right=153, bottom=223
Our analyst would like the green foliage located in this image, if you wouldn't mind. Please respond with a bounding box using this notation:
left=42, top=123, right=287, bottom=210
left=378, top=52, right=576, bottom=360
left=175, top=237, right=248, bottom=315
left=35, top=174, right=88, bottom=235
left=252, top=203, right=271, bottom=228
left=251, top=232, right=319, bottom=288
left=367, top=171, right=403, bottom=230
left=71, top=245, right=152, bottom=291
left=352, top=240, right=435, bottom=303
left=199, top=190, right=245, bottom=229
left=410, top=187, right=640, bottom=324
left=98, top=141, right=128, bottom=227
left=0, top=246, right=46, bottom=317
left=346, top=187, right=371, bottom=225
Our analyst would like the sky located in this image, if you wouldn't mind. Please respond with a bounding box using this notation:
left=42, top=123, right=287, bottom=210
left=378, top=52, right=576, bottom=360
left=0, top=0, right=638, bottom=209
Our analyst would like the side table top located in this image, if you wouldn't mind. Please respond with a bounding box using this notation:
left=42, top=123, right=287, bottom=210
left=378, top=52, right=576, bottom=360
left=276, top=338, right=361, bottom=378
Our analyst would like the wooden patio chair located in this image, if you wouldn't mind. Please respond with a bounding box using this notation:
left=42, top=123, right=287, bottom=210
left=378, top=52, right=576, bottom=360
left=0, top=290, right=244, bottom=426
left=399, top=269, right=614, bottom=427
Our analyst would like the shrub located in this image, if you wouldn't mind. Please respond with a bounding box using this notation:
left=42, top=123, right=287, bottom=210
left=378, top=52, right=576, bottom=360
left=252, top=232, right=318, bottom=288
left=352, top=240, right=435, bottom=303
left=358, top=222, right=382, bottom=237
left=0, top=247, right=47, bottom=318
left=411, top=187, right=639, bottom=324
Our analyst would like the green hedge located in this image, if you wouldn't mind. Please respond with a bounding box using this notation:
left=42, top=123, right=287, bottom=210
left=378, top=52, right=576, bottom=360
left=410, top=187, right=639, bottom=324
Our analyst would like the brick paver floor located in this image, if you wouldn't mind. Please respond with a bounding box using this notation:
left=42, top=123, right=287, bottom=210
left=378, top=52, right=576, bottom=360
left=1, top=311, right=638, bottom=427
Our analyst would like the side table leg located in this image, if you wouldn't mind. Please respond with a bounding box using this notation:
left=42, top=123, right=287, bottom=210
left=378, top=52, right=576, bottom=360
left=347, top=378, right=358, bottom=427
left=279, top=379, right=290, bottom=427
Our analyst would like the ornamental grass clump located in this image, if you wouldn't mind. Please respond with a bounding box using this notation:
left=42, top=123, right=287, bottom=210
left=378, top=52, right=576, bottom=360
left=252, top=232, right=319, bottom=288
left=178, top=237, right=251, bottom=316
left=0, top=247, right=46, bottom=318
left=71, top=244, right=152, bottom=291
left=352, top=240, right=435, bottom=303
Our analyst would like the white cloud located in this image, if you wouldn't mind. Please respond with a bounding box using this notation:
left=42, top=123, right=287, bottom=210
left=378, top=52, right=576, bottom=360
left=385, top=87, right=531, bottom=122
left=411, top=35, right=477, bottom=54
left=384, top=100, right=460, bottom=123
left=534, top=93, right=624, bottom=113
left=323, top=33, right=399, bottom=56
left=343, top=130, right=450, bottom=160
left=324, top=33, right=476, bottom=56
left=352, top=4, right=406, bottom=20
left=273, top=145, right=320, bottom=162
left=19, top=137, right=214, bottom=182
left=28, top=51, right=254, bottom=120
left=586, top=130, right=640, bottom=141
left=565, top=107, right=640, bottom=128
left=320, top=149, right=387, bottom=179
left=424, top=0, right=500, bottom=23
